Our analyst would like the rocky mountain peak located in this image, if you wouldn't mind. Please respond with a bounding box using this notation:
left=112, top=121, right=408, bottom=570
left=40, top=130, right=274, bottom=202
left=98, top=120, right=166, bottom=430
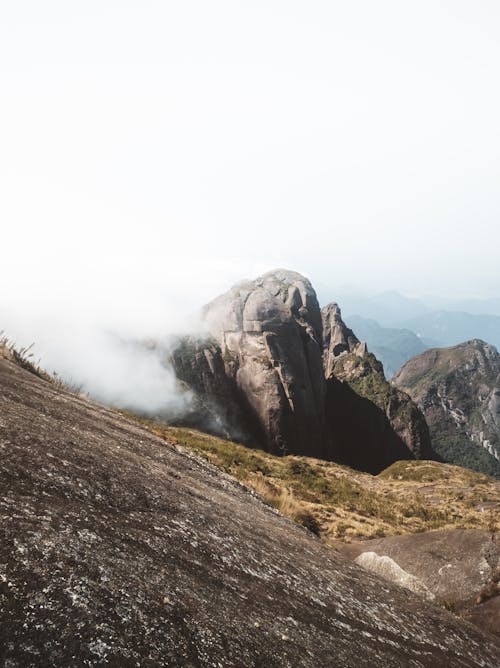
left=322, top=302, right=367, bottom=378
left=172, top=269, right=432, bottom=472
left=204, top=268, right=322, bottom=342
left=188, top=269, right=328, bottom=457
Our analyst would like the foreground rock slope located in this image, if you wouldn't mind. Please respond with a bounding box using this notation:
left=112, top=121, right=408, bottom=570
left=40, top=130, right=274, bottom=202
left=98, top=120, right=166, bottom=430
left=394, top=340, right=500, bottom=477
left=1, top=356, right=499, bottom=666
left=173, top=269, right=432, bottom=473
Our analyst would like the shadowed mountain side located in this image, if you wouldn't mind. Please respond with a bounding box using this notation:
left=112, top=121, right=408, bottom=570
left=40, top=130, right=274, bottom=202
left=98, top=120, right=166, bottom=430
left=1, top=356, right=500, bottom=667
left=322, top=343, right=434, bottom=466
left=326, top=377, right=414, bottom=473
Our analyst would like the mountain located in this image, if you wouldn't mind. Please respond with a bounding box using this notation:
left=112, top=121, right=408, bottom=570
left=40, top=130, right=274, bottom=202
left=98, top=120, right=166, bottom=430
left=393, top=340, right=500, bottom=477
left=344, top=315, right=428, bottom=378
left=3, top=339, right=500, bottom=666
left=172, top=270, right=432, bottom=474
left=401, top=311, right=500, bottom=351
left=322, top=304, right=432, bottom=466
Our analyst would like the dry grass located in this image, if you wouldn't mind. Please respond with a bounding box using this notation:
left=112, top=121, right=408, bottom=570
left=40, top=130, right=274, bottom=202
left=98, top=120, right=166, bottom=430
left=127, top=417, right=500, bottom=543
left=1, top=333, right=86, bottom=396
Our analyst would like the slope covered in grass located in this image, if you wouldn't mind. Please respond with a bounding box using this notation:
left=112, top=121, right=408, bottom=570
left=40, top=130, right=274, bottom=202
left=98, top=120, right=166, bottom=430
left=130, top=418, right=499, bottom=543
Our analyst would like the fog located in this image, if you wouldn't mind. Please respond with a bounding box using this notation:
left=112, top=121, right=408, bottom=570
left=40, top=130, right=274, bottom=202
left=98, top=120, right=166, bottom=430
left=1, top=2, right=499, bottom=411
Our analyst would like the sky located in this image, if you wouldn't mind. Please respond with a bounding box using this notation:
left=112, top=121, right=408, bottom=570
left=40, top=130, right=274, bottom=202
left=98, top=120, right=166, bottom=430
left=1, top=2, right=499, bottom=405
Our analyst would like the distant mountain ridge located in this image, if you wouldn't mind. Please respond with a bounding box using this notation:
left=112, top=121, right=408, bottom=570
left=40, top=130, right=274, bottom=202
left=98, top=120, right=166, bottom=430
left=345, top=316, right=428, bottom=378
left=401, top=311, right=500, bottom=351
left=324, top=288, right=500, bottom=324
left=321, top=289, right=431, bottom=326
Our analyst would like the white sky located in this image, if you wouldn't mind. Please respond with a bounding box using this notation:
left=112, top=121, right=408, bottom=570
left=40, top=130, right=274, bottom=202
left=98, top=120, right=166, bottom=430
left=1, top=1, right=500, bottom=349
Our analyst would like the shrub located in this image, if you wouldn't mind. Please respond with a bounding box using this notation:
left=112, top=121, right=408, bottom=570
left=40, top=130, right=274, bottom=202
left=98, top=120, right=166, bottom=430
left=295, top=510, right=321, bottom=536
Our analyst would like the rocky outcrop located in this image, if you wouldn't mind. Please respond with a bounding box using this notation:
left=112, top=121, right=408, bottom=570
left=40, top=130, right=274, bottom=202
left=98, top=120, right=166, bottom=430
left=171, top=335, right=253, bottom=443
left=354, top=552, right=436, bottom=602
left=322, top=302, right=366, bottom=377
left=337, top=529, right=500, bottom=637
left=1, top=355, right=500, bottom=666
left=201, top=269, right=328, bottom=458
left=171, top=270, right=432, bottom=473
left=393, top=340, right=500, bottom=477
left=322, top=305, right=433, bottom=463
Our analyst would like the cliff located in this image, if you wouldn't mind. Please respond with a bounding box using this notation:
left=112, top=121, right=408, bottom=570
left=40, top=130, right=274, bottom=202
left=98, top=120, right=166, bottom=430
left=172, top=270, right=432, bottom=473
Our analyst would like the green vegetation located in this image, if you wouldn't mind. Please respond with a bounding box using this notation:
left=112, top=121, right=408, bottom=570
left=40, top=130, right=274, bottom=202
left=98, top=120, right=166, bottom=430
left=433, top=433, right=500, bottom=479
left=337, top=353, right=392, bottom=407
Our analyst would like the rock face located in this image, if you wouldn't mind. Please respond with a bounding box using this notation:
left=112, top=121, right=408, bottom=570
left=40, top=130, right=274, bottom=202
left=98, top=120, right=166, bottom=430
left=337, top=529, right=500, bottom=638
left=393, top=340, right=500, bottom=477
left=322, top=302, right=367, bottom=377
left=173, top=270, right=432, bottom=472
left=175, top=270, right=328, bottom=458
left=1, top=355, right=500, bottom=666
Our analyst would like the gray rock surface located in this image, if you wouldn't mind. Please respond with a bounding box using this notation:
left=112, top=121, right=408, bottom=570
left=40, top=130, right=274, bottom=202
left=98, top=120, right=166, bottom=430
left=354, top=552, right=436, bottom=601
left=1, top=357, right=500, bottom=666
left=337, top=529, right=500, bottom=638
left=322, top=302, right=366, bottom=378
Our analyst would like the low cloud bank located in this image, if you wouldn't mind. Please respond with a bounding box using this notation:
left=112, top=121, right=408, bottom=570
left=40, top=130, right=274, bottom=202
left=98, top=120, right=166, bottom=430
left=0, top=277, right=207, bottom=418
left=0, top=247, right=284, bottom=418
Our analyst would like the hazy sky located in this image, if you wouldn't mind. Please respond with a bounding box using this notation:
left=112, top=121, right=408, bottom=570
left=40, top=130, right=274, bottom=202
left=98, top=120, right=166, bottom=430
left=1, top=2, right=500, bottom=400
